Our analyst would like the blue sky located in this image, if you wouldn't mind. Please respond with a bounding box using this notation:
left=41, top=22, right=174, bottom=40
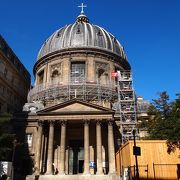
left=0, top=0, right=180, bottom=101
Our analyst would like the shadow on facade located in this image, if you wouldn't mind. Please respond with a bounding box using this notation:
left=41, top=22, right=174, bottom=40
left=12, top=112, right=33, bottom=180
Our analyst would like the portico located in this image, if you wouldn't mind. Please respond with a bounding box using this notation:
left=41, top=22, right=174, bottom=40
left=33, top=99, right=116, bottom=176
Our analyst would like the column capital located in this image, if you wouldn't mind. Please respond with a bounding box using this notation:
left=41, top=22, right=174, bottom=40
left=61, top=120, right=67, bottom=126
left=83, top=119, right=90, bottom=125
left=56, top=120, right=67, bottom=125
left=107, top=119, right=114, bottom=125
left=38, top=120, right=44, bottom=127
left=96, top=119, right=102, bottom=125
left=46, top=120, right=55, bottom=127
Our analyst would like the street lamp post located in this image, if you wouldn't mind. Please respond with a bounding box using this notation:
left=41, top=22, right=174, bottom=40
left=133, top=130, right=140, bottom=180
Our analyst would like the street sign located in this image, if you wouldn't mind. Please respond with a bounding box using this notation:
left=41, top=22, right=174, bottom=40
left=89, top=161, right=95, bottom=168
left=133, top=146, right=141, bottom=156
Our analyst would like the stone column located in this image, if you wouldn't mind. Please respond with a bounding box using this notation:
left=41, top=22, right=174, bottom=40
left=59, top=121, right=66, bottom=174
left=54, top=147, right=58, bottom=173
left=84, top=120, right=90, bottom=174
left=46, top=121, right=55, bottom=174
left=35, top=121, right=43, bottom=174
left=96, top=121, right=103, bottom=174
left=40, top=132, right=44, bottom=172
left=42, top=130, right=48, bottom=173
left=108, top=120, right=116, bottom=174
left=65, top=148, right=69, bottom=174
left=57, top=145, right=61, bottom=172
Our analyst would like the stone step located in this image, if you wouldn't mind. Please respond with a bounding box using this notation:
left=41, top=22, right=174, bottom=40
left=26, top=174, right=118, bottom=180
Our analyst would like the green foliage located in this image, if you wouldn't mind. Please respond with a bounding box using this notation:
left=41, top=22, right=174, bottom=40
left=0, top=113, right=12, bottom=126
left=152, top=91, right=170, bottom=118
left=0, top=113, right=15, bottom=161
left=138, top=91, right=180, bottom=153
left=166, top=94, right=180, bottom=153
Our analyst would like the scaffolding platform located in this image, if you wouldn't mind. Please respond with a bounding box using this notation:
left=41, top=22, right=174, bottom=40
left=28, top=81, right=118, bottom=103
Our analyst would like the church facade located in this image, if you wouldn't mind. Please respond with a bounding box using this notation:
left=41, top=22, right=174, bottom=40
left=14, top=8, right=137, bottom=180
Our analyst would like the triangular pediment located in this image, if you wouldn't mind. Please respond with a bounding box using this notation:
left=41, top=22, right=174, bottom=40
left=37, top=99, right=114, bottom=115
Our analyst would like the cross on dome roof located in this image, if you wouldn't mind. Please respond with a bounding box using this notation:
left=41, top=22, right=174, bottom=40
left=77, top=3, right=89, bottom=23
left=78, top=3, right=87, bottom=14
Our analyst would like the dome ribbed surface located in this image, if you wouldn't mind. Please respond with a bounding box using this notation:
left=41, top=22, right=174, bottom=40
left=37, top=15, right=126, bottom=60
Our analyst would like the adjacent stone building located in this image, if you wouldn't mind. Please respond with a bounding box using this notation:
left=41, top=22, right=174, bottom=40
left=14, top=10, right=137, bottom=180
left=136, top=96, right=150, bottom=138
left=0, top=35, right=31, bottom=113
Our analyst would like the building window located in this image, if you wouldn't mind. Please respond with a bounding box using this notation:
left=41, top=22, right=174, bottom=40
left=51, top=70, right=59, bottom=84
left=25, top=134, right=33, bottom=147
left=96, top=68, right=108, bottom=85
left=71, top=62, right=85, bottom=83
left=38, top=70, right=44, bottom=84
left=52, top=70, right=59, bottom=77
left=4, top=68, right=8, bottom=78
left=96, top=62, right=109, bottom=85
left=97, top=68, right=105, bottom=83
left=2, top=86, right=5, bottom=95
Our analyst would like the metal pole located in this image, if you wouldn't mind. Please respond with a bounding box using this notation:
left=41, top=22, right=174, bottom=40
left=133, top=130, right=139, bottom=180
left=11, top=139, right=17, bottom=180
left=153, top=162, right=156, bottom=180
left=117, top=71, right=123, bottom=144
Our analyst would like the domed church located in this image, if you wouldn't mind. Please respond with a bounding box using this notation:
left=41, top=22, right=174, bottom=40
left=14, top=4, right=137, bottom=180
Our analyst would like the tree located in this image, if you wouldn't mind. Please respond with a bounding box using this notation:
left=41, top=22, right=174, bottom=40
left=138, top=91, right=180, bottom=153
left=0, top=113, right=15, bottom=161
left=166, top=93, right=180, bottom=152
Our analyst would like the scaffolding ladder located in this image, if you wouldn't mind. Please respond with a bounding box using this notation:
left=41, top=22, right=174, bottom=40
left=117, top=70, right=138, bottom=144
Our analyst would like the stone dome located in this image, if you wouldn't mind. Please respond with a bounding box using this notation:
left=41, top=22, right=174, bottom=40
left=37, top=13, right=127, bottom=60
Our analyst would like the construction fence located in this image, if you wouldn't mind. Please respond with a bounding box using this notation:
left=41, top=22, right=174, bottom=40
left=120, top=163, right=179, bottom=180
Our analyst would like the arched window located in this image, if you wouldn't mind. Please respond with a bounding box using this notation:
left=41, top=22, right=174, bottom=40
left=38, top=70, right=44, bottom=84
left=51, top=70, right=59, bottom=84
left=97, top=68, right=104, bottom=83
left=97, top=68, right=108, bottom=85
left=52, top=70, right=59, bottom=77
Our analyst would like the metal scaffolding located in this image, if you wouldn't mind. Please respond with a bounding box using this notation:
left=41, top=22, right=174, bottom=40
left=116, top=70, right=138, bottom=144
left=28, top=81, right=117, bottom=104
